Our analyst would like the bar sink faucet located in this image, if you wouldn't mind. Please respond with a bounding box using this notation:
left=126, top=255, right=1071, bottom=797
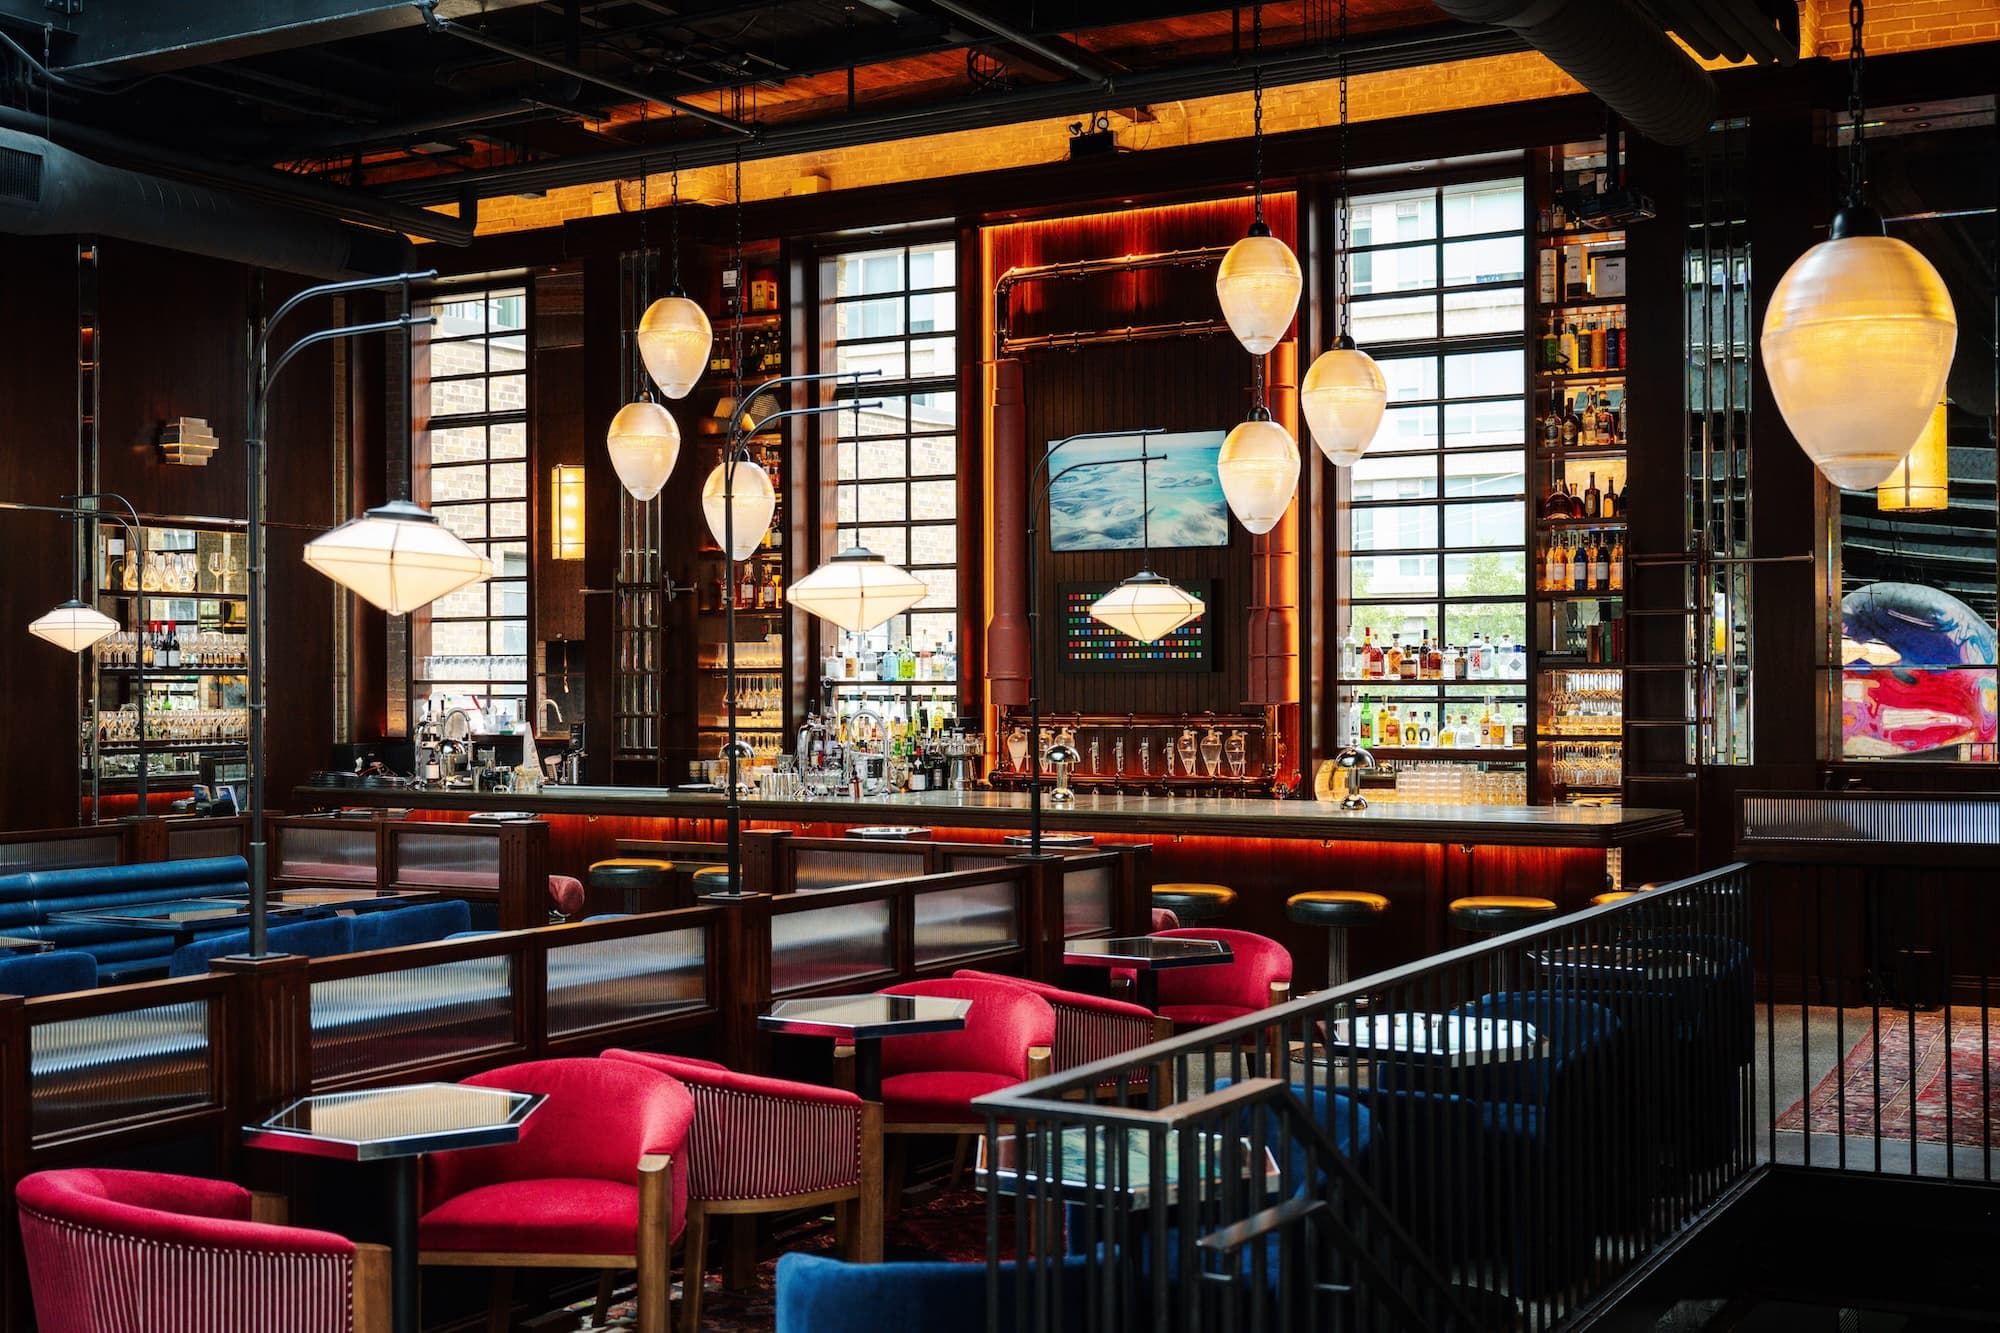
left=538, top=698, right=564, bottom=732
left=846, top=707, right=887, bottom=796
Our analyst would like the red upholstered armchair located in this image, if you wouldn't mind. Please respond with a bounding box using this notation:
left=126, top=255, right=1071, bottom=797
left=951, top=969, right=1170, bottom=1086
left=17, top=1168, right=388, bottom=1333
left=419, top=1058, right=694, bottom=1333
left=1146, top=927, right=1293, bottom=1029
left=603, top=1049, right=882, bottom=1332
left=875, top=978, right=1054, bottom=1205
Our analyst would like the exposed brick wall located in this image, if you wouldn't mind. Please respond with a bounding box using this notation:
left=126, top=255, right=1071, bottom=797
left=446, top=13, right=1996, bottom=241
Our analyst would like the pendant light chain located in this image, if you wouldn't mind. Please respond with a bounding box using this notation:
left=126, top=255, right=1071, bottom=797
left=669, top=151, right=683, bottom=295
left=1845, top=0, right=1867, bottom=208
left=635, top=166, right=652, bottom=402
left=732, top=137, right=746, bottom=457
left=1336, top=0, right=1352, bottom=338
left=1250, top=3, right=1265, bottom=225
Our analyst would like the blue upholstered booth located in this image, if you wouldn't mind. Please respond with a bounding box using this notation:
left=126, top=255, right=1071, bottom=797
left=347, top=899, right=472, bottom=951
left=0, top=856, right=252, bottom=981
left=775, top=1254, right=1085, bottom=1333
left=167, top=916, right=357, bottom=977
left=0, top=950, right=97, bottom=997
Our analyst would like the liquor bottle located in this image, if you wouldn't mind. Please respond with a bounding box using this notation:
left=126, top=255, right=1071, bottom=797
left=1457, top=713, right=1477, bottom=748
left=1418, top=634, right=1436, bottom=680
left=1380, top=704, right=1402, bottom=747
left=1617, top=390, right=1628, bottom=445
left=1396, top=637, right=1420, bottom=681
left=1542, top=401, right=1563, bottom=449
left=1339, top=629, right=1358, bottom=679
left=1446, top=643, right=1467, bottom=680
left=1358, top=693, right=1375, bottom=747
left=1478, top=698, right=1497, bottom=748
left=1583, top=472, right=1601, bottom=520
left=1437, top=714, right=1456, bottom=748
left=1558, top=323, right=1579, bottom=373
left=1539, top=318, right=1561, bottom=372
left=1605, top=316, right=1624, bottom=369
left=1591, top=535, right=1610, bottom=589
left=1601, top=478, right=1618, bottom=520
left=1596, top=392, right=1617, bottom=445
left=1414, top=708, right=1434, bottom=747
left=1580, top=390, right=1599, bottom=447
left=1590, top=320, right=1608, bottom=370
left=1468, top=633, right=1490, bottom=680
left=1384, top=633, right=1404, bottom=680
left=1362, top=627, right=1384, bottom=679
left=1346, top=693, right=1362, bottom=746
left=105, top=533, right=126, bottom=592
left=771, top=569, right=785, bottom=608
left=1544, top=537, right=1566, bottom=592
left=1539, top=480, right=1566, bottom=521
left=166, top=623, right=181, bottom=669
left=1568, top=536, right=1587, bottom=591
left=1574, top=321, right=1594, bottom=371
left=1566, top=479, right=1585, bottom=519
left=142, top=622, right=156, bottom=668
left=1609, top=533, right=1626, bottom=592
left=1511, top=709, right=1529, bottom=748
left=738, top=564, right=757, bottom=607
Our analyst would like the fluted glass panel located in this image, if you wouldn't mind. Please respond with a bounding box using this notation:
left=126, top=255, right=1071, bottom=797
left=312, top=956, right=514, bottom=1083
left=547, top=927, right=708, bottom=1036
left=771, top=900, right=893, bottom=993
left=168, top=824, right=243, bottom=861
left=31, top=1000, right=213, bottom=1140
left=393, top=831, right=500, bottom=889
left=278, top=826, right=377, bottom=882
left=0, top=833, right=121, bottom=873
left=913, top=882, right=1018, bottom=967
left=1062, top=864, right=1115, bottom=937
left=792, top=848, right=926, bottom=892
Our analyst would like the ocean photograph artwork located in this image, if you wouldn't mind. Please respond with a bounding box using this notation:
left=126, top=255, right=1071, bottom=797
left=1046, top=430, right=1231, bottom=552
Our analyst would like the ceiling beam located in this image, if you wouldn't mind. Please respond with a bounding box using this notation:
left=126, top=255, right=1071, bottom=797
left=22, top=0, right=543, bottom=78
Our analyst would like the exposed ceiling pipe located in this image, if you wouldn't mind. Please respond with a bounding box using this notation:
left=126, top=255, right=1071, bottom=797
left=413, top=0, right=754, bottom=137
left=927, top=0, right=1118, bottom=86
left=374, top=22, right=1526, bottom=205
left=1425, top=0, right=1717, bottom=145
left=0, top=105, right=472, bottom=245
left=0, top=127, right=412, bottom=278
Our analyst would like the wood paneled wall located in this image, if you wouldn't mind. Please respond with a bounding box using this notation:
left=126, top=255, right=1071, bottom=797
left=0, top=238, right=360, bottom=828
left=988, top=196, right=1299, bottom=718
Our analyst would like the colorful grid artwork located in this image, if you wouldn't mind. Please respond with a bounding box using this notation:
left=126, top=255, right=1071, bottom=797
left=1059, top=581, right=1214, bottom=672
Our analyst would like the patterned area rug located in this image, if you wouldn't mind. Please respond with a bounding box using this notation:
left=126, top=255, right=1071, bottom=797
left=1776, top=1007, right=2000, bottom=1147
left=566, top=1188, right=1009, bottom=1333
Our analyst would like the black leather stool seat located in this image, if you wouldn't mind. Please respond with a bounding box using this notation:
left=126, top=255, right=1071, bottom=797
left=1285, top=890, right=1390, bottom=928
left=1448, top=895, right=1558, bottom=933
left=1149, top=883, right=1237, bottom=921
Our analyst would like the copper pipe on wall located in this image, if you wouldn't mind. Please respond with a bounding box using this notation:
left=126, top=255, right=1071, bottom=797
left=1001, top=319, right=1231, bottom=354
left=986, top=357, right=1029, bottom=707
left=993, top=245, right=1232, bottom=349
left=1249, top=341, right=1302, bottom=707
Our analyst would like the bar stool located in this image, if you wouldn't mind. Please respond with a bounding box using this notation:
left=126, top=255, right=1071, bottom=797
left=1447, top=895, right=1559, bottom=936
left=1590, top=890, right=1639, bottom=907
left=691, top=865, right=737, bottom=895
left=1285, top=890, right=1390, bottom=991
left=1150, top=883, right=1236, bottom=925
left=587, top=857, right=677, bottom=913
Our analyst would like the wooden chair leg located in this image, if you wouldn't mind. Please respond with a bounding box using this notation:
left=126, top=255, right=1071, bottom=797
left=595, top=1271, right=617, bottom=1325
left=834, top=1195, right=853, bottom=1255
left=723, top=1215, right=757, bottom=1292
left=486, top=1268, right=515, bottom=1333
left=948, top=1133, right=972, bottom=1192
left=884, top=1136, right=907, bottom=1220
left=679, top=1204, right=709, bottom=1333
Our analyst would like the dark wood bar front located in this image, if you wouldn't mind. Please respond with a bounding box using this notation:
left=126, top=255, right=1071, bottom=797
left=297, top=786, right=1680, bottom=981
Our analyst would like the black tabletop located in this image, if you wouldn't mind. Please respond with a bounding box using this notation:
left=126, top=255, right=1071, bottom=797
left=245, top=1083, right=542, bottom=1161
left=50, top=898, right=311, bottom=931
left=1063, top=936, right=1233, bottom=970
left=759, top=993, right=971, bottom=1040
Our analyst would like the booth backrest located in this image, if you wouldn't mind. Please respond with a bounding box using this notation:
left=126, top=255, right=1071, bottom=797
left=0, top=950, right=97, bottom=998
left=348, top=900, right=473, bottom=952
left=168, top=916, right=358, bottom=978
left=0, top=856, right=250, bottom=931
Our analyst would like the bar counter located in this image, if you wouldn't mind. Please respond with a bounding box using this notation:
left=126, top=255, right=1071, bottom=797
left=297, top=784, right=1682, bottom=977
left=297, top=785, right=1681, bottom=849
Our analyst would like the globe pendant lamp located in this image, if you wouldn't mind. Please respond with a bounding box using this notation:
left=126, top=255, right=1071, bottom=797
left=788, top=546, right=927, bottom=634
left=1090, top=570, right=1205, bottom=644
left=1302, top=335, right=1388, bottom=466
left=606, top=399, right=682, bottom=501
left=638, top=295, right=711, bottom=399
left=1760, top=1, right=1956, bottom=491
left=1877, top=400, right=1949, bottom=512
left=1217, top=407, right=1298, bottom=534
left=1217, top=225, right=1301, bottom=356
left=701, top=456, right=777, bottom=559
left=29, top=599, right=117, bottom=652
left=303, top=499, right=494, bottom=616
left=1763, top=209, right=1956, bottom=488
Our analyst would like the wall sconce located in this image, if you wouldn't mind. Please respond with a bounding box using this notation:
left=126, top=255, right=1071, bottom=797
left=551, top=464, right=585, bottom=559
left=159, top=417, right=218, bottom=466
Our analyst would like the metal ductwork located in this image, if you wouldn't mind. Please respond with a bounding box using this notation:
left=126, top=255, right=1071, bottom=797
left=0, top=128, right=412, bottom=278
left=1426, top=0, right=1718, bottom=146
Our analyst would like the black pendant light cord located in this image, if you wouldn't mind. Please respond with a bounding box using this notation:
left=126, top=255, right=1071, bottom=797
left=1335, top=0, right=1355, bottom=347
left=1832, top=1, right=1882, bottom=239
left=732, top=121, right=749, bottom=465
left=636, top=164, right=653, bottom=402
left=1250, top=3, right=1266, bottom=229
